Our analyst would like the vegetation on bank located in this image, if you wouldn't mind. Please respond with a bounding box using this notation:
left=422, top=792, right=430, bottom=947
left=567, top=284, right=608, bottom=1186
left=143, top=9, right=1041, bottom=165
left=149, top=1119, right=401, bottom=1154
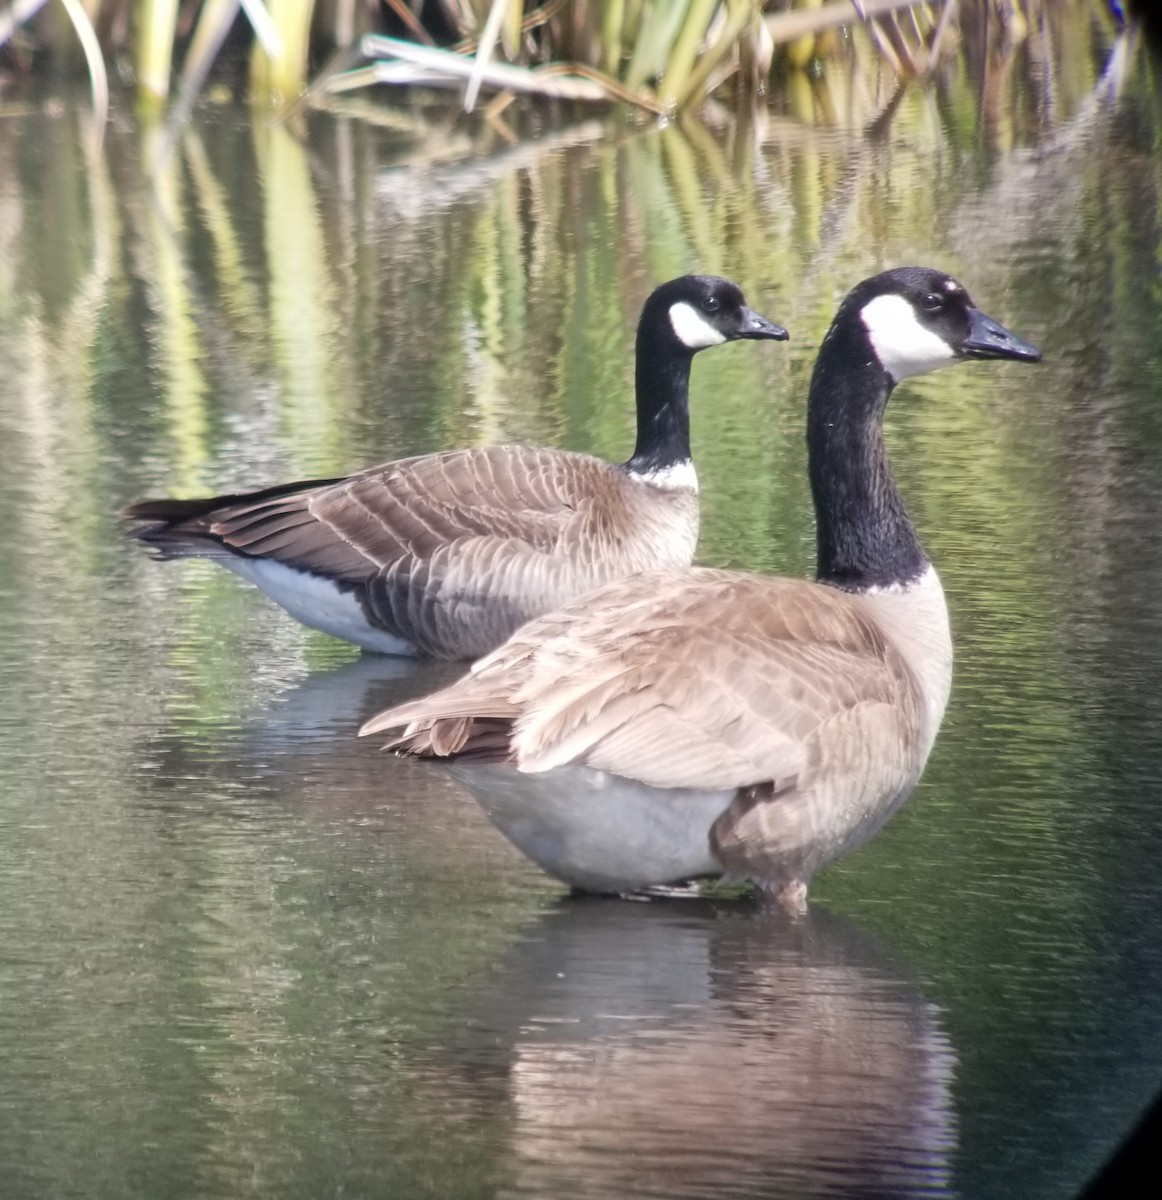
left=0, top=0, right=1106, bottom=124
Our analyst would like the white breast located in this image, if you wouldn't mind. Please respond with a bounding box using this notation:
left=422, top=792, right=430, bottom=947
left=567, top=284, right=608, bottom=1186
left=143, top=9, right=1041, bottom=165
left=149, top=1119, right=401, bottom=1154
left=855, top=564, right=953, bottom=759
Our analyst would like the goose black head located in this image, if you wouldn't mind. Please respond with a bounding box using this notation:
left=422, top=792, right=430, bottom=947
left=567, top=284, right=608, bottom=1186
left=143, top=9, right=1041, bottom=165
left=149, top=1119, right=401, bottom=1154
left=848, top=267, right=1042, bottom=383
left=641, top=275, right=789, bottom=353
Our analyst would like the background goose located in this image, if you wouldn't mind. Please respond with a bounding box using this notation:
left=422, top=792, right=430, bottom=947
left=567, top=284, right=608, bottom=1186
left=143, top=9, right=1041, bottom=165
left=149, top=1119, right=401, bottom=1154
left=123, top=276, right=787, bottom=661
left=361, top=267, right=1042, bottom=910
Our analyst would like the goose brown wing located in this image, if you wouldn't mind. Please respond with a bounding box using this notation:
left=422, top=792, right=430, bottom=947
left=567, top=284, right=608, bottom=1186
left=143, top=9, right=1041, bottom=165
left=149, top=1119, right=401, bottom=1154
left=129, top=445, right=610, bottom=582
left=364, top=568, right=920, bottom=792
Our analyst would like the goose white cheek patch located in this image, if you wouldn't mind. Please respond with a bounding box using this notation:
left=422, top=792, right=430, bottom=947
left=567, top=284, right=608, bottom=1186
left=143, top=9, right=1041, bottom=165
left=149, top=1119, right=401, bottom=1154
left=669, top=301, right=727, bottom=348
left=860, top=293, right=956, bottom=381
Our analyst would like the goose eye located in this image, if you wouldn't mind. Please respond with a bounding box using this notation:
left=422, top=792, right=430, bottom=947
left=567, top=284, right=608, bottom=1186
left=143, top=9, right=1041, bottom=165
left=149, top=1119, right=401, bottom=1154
left=701, top=296, right=721, bottom=314
left=921, top=293, right=944, bottom=312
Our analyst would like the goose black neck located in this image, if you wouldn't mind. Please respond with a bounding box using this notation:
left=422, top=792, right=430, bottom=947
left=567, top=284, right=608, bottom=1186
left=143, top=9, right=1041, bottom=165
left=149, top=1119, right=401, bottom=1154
left=623, top=322, right=694, bottom=475
left=807, top=321, right=929, bottom=592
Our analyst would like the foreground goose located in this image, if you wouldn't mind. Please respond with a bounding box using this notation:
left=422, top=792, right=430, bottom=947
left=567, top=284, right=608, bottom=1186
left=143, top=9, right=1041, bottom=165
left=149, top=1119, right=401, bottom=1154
left=123, top=276, right=787, bottom=660
left=361, top=267, right=1041, bottom=909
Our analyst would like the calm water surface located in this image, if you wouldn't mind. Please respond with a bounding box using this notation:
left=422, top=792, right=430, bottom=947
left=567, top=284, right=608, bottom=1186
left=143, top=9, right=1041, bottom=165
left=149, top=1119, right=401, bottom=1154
left=2, top=20, right=1161, bottom=1200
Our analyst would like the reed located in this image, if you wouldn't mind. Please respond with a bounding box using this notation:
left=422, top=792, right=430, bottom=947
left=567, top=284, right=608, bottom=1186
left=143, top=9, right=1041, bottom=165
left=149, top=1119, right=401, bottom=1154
left=249, top=0, right=315, bottom=105
left=134, top=0, right=178, bottom=104
left=0, top=0, right=1072, bottom=121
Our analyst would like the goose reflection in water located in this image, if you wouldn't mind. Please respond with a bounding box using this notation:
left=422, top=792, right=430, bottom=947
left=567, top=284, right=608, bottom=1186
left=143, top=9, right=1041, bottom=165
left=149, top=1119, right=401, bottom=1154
left=143, top=657, right=956, bottom=1198
left=444, top=900, right=956, bottom=1200
left=239, top=655, right=465, bottom=751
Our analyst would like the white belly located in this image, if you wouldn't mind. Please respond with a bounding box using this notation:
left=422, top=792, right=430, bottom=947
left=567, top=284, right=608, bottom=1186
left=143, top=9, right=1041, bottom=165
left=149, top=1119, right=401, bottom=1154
left=447, top=763, right=731, bottom=892
left=222, top=558, right=417, bottom=656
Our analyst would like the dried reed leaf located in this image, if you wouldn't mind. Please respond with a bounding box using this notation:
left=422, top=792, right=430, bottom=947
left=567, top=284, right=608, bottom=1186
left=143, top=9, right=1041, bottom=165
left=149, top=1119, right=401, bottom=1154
left=57, top=0, right=108, bottom=136
left=0, top=0, right=50, bottom=48
left=360, top=34, right=610, bottom=101
left=765, top=0, right=940, bottom=45
left=466, top=0, right=512, bottom=111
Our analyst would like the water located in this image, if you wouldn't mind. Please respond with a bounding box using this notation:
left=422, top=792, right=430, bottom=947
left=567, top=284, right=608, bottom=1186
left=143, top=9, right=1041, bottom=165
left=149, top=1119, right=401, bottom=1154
left=2, top=17, right=1161, bottom=1199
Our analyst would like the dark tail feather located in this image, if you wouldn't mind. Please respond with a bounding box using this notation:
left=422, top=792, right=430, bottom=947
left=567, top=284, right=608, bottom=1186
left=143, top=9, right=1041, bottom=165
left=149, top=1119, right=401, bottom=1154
left=122, top=476, right=343, bottom=524
left=122, top=477, right=344, bottom=558
left=122, top=496, right=229, bottom=524
left=124, top=519, right=222, bottom=558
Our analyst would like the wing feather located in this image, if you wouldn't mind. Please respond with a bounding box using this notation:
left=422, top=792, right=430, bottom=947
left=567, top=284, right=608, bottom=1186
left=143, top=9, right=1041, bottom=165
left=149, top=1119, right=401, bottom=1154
left=128, top=445, right=612, bottom=582
left=364, top=567, right=919, bottom=792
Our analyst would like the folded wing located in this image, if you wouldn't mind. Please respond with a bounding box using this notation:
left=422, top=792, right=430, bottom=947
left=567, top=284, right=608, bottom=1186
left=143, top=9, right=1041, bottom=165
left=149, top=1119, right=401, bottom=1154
left=125, top=445, right=592, bottom=579
left=365, top=567, right=920, bottom=795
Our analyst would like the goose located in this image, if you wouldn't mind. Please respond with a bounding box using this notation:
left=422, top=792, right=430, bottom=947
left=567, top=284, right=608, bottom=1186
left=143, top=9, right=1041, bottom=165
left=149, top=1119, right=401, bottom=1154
left=123, top=275, right=786, bottom=661
left=359, top=267, right=1042, bottom=910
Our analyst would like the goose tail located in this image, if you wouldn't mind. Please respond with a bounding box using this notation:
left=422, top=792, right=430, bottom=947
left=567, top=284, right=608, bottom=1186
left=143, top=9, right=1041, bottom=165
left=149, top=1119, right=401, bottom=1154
left=122, top=478, right=342, bottom=559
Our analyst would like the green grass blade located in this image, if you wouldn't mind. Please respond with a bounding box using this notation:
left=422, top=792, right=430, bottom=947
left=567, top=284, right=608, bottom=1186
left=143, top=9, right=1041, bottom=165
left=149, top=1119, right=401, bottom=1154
left=249, top=0, right=312, bottom=105
left=681, top=0, right=756, bottom=109
left=601, top=0, right=626, bottom=74
left=150, top=0, right=242, bottom=177
left=656, top=0, right=718, bottom=110
left=625, top=0, right=692, bottom=91
left=503, top=0, right=524, bottom=59
left=136, top=0, right=179, bottom=103
left=174, top=0, right=243, bottom=117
